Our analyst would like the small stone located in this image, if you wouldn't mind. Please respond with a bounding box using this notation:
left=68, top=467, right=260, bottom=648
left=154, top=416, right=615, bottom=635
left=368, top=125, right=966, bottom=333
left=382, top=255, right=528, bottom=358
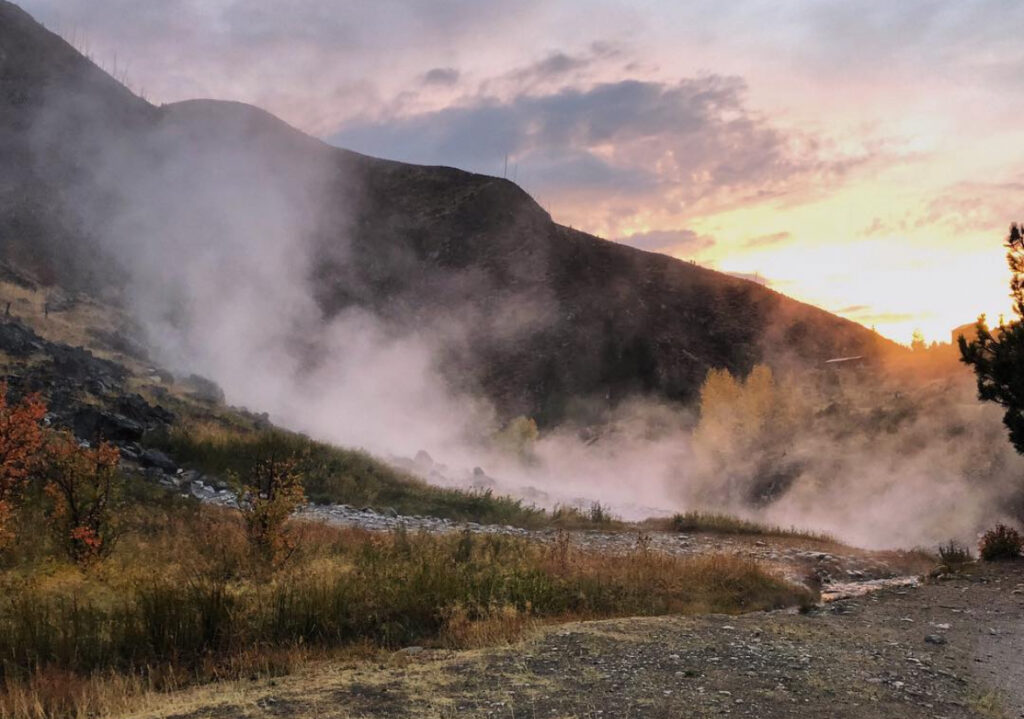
left=925, top=634, right=947, bottom=645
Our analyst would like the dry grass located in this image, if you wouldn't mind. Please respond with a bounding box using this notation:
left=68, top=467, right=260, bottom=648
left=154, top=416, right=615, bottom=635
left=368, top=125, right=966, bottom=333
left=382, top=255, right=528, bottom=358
left=0, top=500, right=811, bottom=719
left=440, top=603, right=537, bottom=649
left=0, top=283, right=125, bottom=361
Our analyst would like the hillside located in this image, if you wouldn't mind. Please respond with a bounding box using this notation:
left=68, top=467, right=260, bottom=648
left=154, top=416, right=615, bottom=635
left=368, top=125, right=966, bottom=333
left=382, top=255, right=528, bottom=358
left=0, top=0, right=899, bottom=426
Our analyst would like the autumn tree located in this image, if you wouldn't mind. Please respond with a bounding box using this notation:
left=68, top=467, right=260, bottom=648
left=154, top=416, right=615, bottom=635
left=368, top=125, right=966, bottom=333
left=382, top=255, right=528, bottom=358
left=691, top=364, right=807, bottom=505
left=960, top=222, right=1024, bottom=454
left=0, top=384, right=47, bottom=551
left=235, top=454, right=306, bottom=566
left=911, top=329, right=926, bottom=352
left=494, top=415, right=540, bottom=459
left=43, top=431, right=122, bottom=564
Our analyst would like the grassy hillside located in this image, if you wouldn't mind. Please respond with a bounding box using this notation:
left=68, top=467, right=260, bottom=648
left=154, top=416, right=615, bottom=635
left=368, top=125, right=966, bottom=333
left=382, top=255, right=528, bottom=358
left=151, top=423, right=550, bottom=527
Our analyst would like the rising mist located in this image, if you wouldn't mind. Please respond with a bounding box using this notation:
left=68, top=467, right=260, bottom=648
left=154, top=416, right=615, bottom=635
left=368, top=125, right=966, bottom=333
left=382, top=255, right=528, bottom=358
left=14, top=45, right=1024, bottom=551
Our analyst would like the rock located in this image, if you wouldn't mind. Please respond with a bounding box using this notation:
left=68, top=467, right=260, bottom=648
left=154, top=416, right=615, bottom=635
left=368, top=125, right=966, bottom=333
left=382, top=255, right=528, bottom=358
left=116, top=393, right=175, bottom=430
left=88, top=328, right=149, bottom=360
left=144, top=467, right=169, bottom=483
left=118, top=442, right=143, bottom=461
left=49, top=344, right=126, bottom=385
left=183, top=374, right=225, bottom=404
left=149, top=367, right=175, bottom=384
left=141, top=448, right=177, bottom=473
left=72, top=407, right=145, bottom=443
left=190, top=482, right=217, bottom=500
left=924, top=634, right=947, bottom=645
left=399, top=646, right=424, bottom=655
left=414, top=449, right=434, bottom=468
left=0, top=322, right=44, bottom=356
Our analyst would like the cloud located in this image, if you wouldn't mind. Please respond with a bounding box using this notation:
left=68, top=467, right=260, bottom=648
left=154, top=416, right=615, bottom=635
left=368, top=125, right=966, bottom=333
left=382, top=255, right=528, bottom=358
left=919, top=176, right=1024, bottom=237
left=503, top=44, right=620, bottom=88
left=742, top=231, right=791, bottom=248
left=840, top=309, right=918, bottom=325
left=330, top=75, right=862, bottom=214
left=618, top=229, right=714, bottom=256
left=422, top=67, right=460, bottom=86
left=832, top=305, right=920, bottom=326
left=18, top=0, right=547, bottom=133
left=515, top=52, right=588, bottom=81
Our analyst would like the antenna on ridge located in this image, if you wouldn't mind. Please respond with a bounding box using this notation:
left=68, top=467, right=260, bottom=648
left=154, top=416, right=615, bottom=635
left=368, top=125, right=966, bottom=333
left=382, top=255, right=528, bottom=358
left=503, top=153, right=508, bottom=179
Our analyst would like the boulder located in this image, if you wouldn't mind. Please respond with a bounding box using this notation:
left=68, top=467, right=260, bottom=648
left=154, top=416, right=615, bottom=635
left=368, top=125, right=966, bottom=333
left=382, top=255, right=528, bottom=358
left=116, top=393, right=175, bottom=430
left=140, top=448, right=177, bottom=473
left=72, top=407, right=145, bottom=443
left=117, top=442, right=143, bottom=461
left=0, top=322, right=44, bottom=357
left=49, top=344, right=126, bottom=386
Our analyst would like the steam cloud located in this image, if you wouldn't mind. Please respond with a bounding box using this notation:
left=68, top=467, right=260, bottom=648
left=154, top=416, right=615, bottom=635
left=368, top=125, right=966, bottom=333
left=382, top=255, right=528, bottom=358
left=25, top=85, right=1024, bottom=551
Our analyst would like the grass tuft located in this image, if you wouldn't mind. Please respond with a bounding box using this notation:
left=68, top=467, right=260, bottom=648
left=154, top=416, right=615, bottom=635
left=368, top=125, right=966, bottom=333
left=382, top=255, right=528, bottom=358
left=654, top=511, right=835, bottom=542
left=937, top=539, right=973, bottom=569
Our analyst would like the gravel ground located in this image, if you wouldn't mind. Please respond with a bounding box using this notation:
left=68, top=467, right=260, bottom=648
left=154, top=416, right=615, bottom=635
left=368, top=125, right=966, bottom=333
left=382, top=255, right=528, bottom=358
left=299, top=503, right=927, bottom=594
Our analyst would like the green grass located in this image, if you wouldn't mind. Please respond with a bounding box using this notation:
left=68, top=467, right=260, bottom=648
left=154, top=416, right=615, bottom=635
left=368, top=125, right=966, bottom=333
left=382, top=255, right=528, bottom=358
left=653, top=511, right=836, bottom=542
left=149, top=425, right=549, bottom=528
left=550, top=502, right=623, bottom=529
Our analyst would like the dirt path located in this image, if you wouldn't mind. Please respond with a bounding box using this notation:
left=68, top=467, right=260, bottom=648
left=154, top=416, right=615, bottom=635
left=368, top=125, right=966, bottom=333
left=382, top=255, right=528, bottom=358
left=124, top=562, right=1024, bottom=719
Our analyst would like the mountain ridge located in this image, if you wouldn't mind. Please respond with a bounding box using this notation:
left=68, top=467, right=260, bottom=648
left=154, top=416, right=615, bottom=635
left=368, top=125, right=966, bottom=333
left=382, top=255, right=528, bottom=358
left=0, top=0, right=899, bottom=425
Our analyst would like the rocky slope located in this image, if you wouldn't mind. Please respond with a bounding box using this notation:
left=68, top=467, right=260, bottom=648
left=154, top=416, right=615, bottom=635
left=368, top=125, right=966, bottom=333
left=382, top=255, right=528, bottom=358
left=0, top=1, right=899, bottom=426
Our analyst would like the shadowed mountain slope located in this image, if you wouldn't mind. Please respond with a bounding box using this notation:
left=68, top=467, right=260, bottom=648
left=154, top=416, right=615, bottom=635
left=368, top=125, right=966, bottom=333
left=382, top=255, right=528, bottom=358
left=0, top=1, right=898, bottom=424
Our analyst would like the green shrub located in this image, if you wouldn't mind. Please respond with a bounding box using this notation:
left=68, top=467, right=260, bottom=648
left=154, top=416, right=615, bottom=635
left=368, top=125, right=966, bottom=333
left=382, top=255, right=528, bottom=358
left=979, top=524, right=1023, bottom=561
left=550, top=502, right=621, bottom=529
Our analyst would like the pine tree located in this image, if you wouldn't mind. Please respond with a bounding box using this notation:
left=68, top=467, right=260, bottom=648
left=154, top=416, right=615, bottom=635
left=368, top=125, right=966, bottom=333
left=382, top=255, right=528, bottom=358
left=960, top=222, right=1024, bottom=452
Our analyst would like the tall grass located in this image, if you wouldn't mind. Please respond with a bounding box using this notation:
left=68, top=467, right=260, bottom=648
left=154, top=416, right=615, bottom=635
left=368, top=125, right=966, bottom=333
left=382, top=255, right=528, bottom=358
left=0, top=505, right=812, bottom=717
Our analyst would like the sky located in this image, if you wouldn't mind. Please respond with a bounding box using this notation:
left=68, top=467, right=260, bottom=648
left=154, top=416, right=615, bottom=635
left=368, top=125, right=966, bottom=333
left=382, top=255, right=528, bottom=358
left=20, top=0, right=1024, bottom=343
